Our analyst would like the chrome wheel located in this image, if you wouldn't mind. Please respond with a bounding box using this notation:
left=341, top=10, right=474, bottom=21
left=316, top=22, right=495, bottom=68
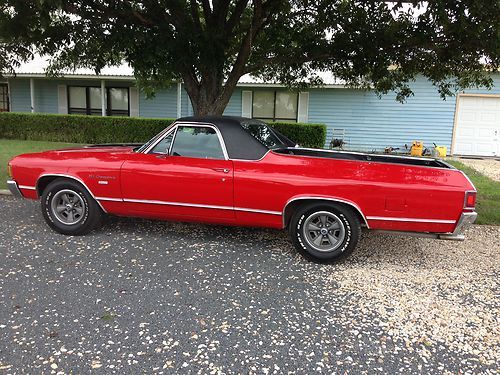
left=302, top=211, right=346, bottom=252
left=50, top=189, right=86, bottom=225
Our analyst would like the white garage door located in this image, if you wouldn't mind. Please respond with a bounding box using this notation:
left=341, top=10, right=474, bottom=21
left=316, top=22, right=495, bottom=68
left=453, top=95, right=500, bottom=156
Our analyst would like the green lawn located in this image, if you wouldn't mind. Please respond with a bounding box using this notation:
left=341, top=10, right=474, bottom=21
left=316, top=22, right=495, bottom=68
left=0, top=139, right=81, bottom=190
left=446, top=160, right=500, bottom=225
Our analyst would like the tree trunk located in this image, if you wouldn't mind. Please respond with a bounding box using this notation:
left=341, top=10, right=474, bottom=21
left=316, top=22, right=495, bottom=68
left=190, top=94, right=228, bottom=116
left=181, top=72, right=238, bottom=117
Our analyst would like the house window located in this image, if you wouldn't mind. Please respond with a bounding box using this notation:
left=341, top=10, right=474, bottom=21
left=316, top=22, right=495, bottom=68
left=0, top=84, right=9, bottom=112
left=252, top=91, right=298, bottom=122
left=68, top=86, right=129, bottom=116
left=108, top=88, right=129, bottom=117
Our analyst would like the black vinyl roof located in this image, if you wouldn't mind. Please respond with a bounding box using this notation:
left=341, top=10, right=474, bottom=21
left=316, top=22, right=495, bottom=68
left=176, top=116, right=282, bottom=160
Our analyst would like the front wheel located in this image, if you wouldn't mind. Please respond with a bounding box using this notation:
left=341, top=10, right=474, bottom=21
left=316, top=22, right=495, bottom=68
left=41, top=179, right=103, bottom=235
left=289, top=203, right=361, bottom=263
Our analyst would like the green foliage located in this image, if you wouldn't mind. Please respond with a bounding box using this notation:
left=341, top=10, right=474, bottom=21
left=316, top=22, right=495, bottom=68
left=0, top=112, right=174, bottom=144
left=446, top=160, right=500, bottom=225
left=1, top=1, right=498, bottom=115
left=271, top=122, right=326, bottom=149
left=0, top=112, right=326, bottom=149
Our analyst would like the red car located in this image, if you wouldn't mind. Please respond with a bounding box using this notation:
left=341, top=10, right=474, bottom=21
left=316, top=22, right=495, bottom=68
left=7, top=116, right=477, bottom=262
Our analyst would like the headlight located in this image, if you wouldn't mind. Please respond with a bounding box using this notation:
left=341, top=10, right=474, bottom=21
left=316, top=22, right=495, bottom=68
left=7, top=163, right=12, bottom=179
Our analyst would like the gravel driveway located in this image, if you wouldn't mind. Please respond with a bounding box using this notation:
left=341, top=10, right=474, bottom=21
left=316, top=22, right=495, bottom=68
left=454, top=157, right=500, bottom=181
left=0, top=196, right=498, bottom=374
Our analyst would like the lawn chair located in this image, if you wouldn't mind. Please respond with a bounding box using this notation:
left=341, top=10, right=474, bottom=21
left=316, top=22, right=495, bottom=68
left=329, top=128, right=346, bottom=150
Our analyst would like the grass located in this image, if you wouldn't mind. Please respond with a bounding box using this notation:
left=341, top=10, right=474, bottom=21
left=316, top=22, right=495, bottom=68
left=0, top=139, right=81, bottom=189
left=447, top=160, right=500, bottom=225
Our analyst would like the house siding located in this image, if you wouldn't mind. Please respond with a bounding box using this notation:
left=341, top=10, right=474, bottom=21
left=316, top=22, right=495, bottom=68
left=223, top=88, right=242, bottom=116
left=139, top=86, right=178, bottom=118
left=181, top=89, right=193, bottom=117
left=5, top=74, right=499, bottom=153
left=309, top=74, right=500, bottom=151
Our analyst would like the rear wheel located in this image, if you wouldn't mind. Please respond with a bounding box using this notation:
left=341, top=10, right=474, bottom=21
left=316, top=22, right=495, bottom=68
left=41, top=179, right=103, bottom=235
left=289, top=203, right=361, bottom=263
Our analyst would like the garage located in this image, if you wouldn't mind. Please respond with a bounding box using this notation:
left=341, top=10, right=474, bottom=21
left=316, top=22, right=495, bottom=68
left=452, top=94, right=500, bottom=156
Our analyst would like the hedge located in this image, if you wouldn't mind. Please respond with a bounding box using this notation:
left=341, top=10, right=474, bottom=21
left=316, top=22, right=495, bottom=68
left=0, top=112, right=327, bottom=148
left=270, top=121, right=326, bottom=149
left=0, top=112, right=174, bottom=144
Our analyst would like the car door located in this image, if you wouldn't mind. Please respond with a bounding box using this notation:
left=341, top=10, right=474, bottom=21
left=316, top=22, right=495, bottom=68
left=121, top=124, right=234, bottom=220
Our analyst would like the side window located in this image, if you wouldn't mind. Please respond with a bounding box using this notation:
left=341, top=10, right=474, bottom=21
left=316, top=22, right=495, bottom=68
left=171, top=126, right=225, bottom=159
left=150, top=132, right=174, bottom=154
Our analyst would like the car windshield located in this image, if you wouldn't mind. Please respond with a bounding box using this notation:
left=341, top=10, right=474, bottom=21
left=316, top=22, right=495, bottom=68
left=240, top=120, right=295, bottom=149
left=134, top=126, right=173, bottom=153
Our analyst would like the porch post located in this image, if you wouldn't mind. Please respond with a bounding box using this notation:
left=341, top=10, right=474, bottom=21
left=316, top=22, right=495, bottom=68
left=30, top=78, right=35, bottom=113
left=177, top=82, right=182, bottom=118
left=101, top=80, right=106, bottom=116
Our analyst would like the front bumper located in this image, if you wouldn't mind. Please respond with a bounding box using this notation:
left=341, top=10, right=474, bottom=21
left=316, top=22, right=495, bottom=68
left=7, top=180, right=23, bottom=198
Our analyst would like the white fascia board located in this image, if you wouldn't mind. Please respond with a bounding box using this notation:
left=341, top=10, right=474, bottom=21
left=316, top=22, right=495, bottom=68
left=6, top=73, right=353, bottom=88
left=5, top=73, right=135, bottom=81
left=235, top=82, right=348, bottom=88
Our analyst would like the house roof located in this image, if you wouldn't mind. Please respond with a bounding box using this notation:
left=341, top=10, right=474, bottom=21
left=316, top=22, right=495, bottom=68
left=9, top=56, right=135, bottom=80
left=238, top=72, right=346, bottom=87
left=6, top=55, right=347, bottom=87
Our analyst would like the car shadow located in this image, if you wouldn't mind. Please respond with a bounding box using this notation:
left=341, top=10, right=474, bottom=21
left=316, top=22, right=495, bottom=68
left=92, top=214, right=482, bottom=271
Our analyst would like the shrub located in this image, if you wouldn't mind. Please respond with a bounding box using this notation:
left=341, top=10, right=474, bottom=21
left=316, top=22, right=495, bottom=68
left=0, top=112, right=327, bottom=148
left=0, top=112, right=174, bottom=144
left=270, top=121, right=327, bottom=149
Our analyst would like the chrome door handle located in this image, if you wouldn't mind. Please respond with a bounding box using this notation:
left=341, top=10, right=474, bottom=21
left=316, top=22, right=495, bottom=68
left=213, top=168, right=230, bottom=173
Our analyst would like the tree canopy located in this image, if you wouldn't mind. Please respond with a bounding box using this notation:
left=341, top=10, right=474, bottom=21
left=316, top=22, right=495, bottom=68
left=1, top=1, right=499, bottom=115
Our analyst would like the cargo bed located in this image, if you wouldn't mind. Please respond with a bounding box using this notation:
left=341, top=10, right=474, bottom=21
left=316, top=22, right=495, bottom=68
left=274, top=148, right=452, bottom=168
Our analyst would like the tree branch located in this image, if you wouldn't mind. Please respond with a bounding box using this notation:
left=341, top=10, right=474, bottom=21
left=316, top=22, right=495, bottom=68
left=217, top=0, right=268, bottom=107
left=225, top=0, right=249, bottom=36
left=201, top=0, right=212, bottom=20
left=189, top=0, right=204, bottom=34
left=244, top=52, right=332, bottom=74
left=131, top=10, right=154, bottom=26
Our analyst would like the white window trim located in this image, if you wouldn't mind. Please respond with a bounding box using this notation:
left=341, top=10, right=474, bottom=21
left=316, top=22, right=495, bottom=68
left=250, top=90, right=300, bottom=122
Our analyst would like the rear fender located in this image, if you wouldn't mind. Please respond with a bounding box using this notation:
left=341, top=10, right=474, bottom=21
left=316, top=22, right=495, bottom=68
left=283, top=196, right=368, bottom=229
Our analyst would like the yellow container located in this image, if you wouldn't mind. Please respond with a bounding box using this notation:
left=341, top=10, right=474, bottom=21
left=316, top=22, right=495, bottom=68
left=435, top=146, right=447, bottom=158
left=410, top=141, right=423, bottom=157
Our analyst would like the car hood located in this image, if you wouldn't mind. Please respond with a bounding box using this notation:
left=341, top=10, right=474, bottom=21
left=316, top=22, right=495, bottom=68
left=9, top=145, right=139, bottom=167
left=42, top=144, right=138, bottom=155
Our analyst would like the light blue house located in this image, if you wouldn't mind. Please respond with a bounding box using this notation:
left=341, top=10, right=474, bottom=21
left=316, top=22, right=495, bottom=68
left=1, top=61, right=499, bottom=157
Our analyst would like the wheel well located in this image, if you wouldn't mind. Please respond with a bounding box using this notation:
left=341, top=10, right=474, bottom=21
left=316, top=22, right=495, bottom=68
left=36, top=175, right=90, bottom=198
left=283, top=199, right=368, bottom=229
left=36, top=175, right=61, bottom=196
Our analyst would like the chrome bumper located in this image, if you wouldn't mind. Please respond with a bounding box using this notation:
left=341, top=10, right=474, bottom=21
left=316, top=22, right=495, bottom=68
left=373, top=211, right=477, bottom=241
left=438, top=211, right=477, bottom=241
left=7, top=180, right=23, bottom=198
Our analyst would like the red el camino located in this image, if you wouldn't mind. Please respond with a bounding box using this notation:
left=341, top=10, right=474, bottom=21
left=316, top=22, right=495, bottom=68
left=7, top=116, right=477, bottom=262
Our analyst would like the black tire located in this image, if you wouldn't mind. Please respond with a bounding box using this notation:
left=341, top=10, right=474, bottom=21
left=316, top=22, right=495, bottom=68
left=41, top=178, right=103, bottom=235
left=288, top=203, right=361, bottom=263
